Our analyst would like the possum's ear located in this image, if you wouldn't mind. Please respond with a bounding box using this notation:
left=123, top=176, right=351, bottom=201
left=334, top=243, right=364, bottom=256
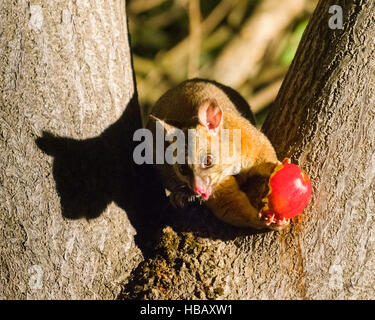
left=149, top=114, right=177, bottom=136
left=198, top=99, right=223, bottom=134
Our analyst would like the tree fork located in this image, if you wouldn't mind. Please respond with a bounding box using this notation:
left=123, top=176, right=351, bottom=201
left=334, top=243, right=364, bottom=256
left=121, top=0, right=375, bottom=299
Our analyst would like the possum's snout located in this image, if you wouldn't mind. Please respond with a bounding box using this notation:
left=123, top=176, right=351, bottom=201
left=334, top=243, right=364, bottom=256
left=193, top=176, right=212, bottom=200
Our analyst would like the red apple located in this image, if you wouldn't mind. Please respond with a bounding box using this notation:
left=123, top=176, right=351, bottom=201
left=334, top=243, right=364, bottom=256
left=260, top=158, right=312, bottom=226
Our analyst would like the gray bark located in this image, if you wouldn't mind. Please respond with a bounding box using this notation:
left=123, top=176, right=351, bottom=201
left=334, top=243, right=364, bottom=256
left=0, top=0, right=150, bottom=299
left=121, top=0, right=375, bottom=299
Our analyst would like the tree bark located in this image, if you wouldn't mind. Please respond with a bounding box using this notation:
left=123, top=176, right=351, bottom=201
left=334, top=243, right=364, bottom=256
left=121, top=0, right=375, bottom=299
left=0, top=0, right=149, bottom=299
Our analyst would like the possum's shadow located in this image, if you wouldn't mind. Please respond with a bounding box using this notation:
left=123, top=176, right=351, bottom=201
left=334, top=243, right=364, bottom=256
left=35, top=94, right=168, bottom=257
left=35, top=93, right=265, bottom=258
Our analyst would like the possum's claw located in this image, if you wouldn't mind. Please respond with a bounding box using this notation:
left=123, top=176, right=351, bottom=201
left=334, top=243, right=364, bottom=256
left=259, top=210, right=290, bottom=230
left=169, top=186, right=200, bottom=209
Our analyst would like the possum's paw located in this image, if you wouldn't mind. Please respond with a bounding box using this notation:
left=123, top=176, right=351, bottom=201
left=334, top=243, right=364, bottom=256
left=169, top=186, right=199, bottom=209
left=259, top=210, right=291, bottom=231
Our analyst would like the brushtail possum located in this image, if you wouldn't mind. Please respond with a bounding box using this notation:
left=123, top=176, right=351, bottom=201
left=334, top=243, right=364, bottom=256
left=146, top=79, right=285, bottom=230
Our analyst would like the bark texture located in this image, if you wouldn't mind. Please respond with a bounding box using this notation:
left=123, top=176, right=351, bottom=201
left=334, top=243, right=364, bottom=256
left=121, top=0, right=375, bottom=299
left=0, top=0, right=149, bottom=299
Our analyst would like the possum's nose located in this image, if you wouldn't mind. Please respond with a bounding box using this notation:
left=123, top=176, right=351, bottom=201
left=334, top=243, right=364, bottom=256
left=193, top=176, right=211, bottom=200
left=194, top=186, right=210, bottom=200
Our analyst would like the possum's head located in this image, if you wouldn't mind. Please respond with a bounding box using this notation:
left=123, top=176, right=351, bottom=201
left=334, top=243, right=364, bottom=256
left=149, top=99, right=241, bottom=200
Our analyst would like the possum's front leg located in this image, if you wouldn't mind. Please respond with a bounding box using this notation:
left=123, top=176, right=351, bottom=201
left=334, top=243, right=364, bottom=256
left=206, top=175, right=283, bottom=230
left=206, top=175, right=264, bottom=229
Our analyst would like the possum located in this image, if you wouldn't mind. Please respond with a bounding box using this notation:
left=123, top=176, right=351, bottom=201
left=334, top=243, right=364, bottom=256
left=145, top=78, right=285, bottom=230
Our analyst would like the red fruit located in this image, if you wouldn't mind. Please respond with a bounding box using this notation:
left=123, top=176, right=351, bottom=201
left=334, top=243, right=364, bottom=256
left=260, top=158, right=312, bottom=226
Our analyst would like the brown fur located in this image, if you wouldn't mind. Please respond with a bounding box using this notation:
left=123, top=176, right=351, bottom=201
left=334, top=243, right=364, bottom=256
left=146, top=79, right=279, bottom=230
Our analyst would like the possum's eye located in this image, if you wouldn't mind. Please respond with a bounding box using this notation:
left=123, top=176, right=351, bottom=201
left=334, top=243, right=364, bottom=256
left=178, top=164, right=190, bottom=176
left=201, top=154, right=214, bottom=168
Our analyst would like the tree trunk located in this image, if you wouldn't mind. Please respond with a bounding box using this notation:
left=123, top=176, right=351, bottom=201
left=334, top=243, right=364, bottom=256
left=0, top=0, right=150, bottom=299
left=121, top=0, right=375, bottom=299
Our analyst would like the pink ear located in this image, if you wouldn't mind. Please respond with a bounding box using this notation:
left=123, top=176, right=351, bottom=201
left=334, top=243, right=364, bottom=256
left=198, top=99, right=223, bottom=132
